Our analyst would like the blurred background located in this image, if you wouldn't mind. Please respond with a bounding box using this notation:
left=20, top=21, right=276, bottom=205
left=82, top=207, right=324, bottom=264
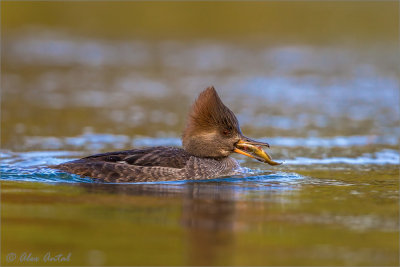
left=2, top=1, right=399, bottom=152
left=2, top=2, right=399, bottom=266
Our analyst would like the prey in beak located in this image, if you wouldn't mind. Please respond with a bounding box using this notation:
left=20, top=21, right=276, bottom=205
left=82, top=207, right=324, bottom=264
left=234, top=137, right=282, bottom=166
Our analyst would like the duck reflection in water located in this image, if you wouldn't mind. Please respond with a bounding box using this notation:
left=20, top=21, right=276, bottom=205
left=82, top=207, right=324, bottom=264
left=79, top=182, right=236, bottom=265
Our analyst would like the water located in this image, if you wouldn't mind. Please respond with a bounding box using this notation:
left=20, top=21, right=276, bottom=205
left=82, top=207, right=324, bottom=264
left=2, top=2, right=399, bottom=266
left=2, top=135, right=398, bottom=265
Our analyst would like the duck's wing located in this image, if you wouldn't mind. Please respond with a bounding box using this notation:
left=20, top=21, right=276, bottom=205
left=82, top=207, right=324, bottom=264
left=54, top=146, right=191, bottom=182
left=81, top=146, right=191, bottom=168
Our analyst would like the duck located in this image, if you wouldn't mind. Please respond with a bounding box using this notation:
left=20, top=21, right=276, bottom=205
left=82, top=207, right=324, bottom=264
left=54, top=86, right=281, bottom=182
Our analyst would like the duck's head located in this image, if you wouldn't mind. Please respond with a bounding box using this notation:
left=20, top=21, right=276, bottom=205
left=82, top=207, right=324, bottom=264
left=182, top=86, right=281, bottom=165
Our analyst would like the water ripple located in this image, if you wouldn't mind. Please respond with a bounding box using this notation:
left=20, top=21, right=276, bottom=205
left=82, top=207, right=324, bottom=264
left=21, top=133, right=398, bottom=151
left=1, top=147, right=397, bottom=186
left=283, top=149, right=399, bottom=165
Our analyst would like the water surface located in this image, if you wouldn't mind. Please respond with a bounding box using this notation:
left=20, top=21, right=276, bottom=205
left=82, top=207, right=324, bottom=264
left=2, top=2, right=399, bottom=266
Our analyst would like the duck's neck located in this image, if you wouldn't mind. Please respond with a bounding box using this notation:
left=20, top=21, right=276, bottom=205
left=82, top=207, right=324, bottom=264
left=185, top=156, right=240, bottom=179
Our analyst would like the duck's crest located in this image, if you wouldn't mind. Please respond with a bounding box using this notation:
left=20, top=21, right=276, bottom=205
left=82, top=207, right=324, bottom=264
left=183, top=86, right=239, bottom=134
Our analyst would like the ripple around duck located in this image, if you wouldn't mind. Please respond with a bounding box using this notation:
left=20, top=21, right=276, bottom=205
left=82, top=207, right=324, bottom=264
left=0, top=149, right=306, bottom=189
left=0, top=148, right=389, bottom=188
left=0, top=165, right=93, bottom=183
left=0, top=162, right=302, bottom=189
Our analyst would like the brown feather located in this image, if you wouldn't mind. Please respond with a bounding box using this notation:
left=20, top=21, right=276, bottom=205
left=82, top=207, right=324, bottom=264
left=183, top=86, right=240, bottom=135
left=55, top=147, right=239, bottom=182
left=53, top=86, right=244, bottom=182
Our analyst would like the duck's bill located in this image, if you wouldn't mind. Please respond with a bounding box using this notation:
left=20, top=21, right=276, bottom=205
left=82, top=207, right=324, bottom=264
left=234, top=138, right=282, bottom=166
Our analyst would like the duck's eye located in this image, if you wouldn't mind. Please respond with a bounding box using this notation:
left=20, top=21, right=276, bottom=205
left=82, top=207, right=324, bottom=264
left=222, top=129, right=230, bottom=136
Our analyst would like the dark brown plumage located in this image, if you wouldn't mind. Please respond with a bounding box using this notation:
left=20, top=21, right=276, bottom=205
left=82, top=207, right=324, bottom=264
left=182, top=87, right=241, bottom=158
left=54, top=86, right=279, bottom=182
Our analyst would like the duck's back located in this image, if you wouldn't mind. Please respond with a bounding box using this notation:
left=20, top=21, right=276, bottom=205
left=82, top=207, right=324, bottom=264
left=82, top=146, right=191, bottom=168
left=55, top=146, right=239, bottom=182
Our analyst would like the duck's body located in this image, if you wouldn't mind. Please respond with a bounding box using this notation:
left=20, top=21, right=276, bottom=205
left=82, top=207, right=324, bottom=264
left=56, top=146, right=239, bottom=182
left=54, top=87, right=280, bottom=182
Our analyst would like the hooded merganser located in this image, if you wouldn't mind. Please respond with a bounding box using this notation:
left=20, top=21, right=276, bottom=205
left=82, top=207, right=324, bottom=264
left=55, top=87, right=281, bottom=182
